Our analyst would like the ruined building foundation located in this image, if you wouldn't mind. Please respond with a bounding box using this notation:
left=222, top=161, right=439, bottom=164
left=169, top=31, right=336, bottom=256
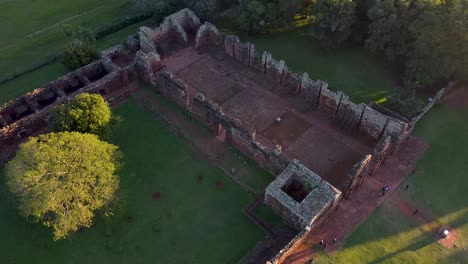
left=0, top=9, right=435, bottom=263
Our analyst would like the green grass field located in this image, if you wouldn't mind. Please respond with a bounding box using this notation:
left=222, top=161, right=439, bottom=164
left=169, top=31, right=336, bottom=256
left=0, top=99, right=271, bottom=263
left=0, top=0, right=139, bottom=80
left=315, top=104, right=468, bottom=264
left=243, top=30, right=395, bottom=103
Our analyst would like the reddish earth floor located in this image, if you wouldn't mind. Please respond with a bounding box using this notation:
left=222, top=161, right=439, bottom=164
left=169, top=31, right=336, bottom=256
left=278, top=136, right=428, bottom=264
left=442, top=83, right=468, bottom=110
left=162, top=46, right=373, bottom=192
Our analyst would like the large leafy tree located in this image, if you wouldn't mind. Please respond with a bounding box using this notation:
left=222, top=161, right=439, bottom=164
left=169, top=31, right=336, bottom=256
left=311, top=0, right=357, bottom=47
left=6, top=132, right=121, bottom=240
left=366, top=0, right=418, bottom=60
left=50, top=93, right=112, bottom=136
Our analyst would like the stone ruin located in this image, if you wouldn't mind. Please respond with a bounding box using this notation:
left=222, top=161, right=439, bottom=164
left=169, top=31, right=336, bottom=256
left=0, top=8, right=440, bottom=263
left=265, top=160, right=341, bottom=230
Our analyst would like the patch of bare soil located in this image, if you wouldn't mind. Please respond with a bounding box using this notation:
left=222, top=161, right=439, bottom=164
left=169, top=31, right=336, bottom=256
left=442, top=84, right=468, bottom=110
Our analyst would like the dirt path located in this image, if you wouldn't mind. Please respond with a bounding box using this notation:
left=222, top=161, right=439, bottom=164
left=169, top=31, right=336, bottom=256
left=387, top=191, right=458, bottom=249
left=278, top=137, right=428, bottom=264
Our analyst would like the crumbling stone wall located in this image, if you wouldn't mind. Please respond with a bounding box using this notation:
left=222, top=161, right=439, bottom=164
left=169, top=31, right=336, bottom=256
left=0, top=51, right=138, bottom=146
left=189, top=90, right=288, bottom=175
left=138, top=8, right=201, bottom=58
left=369, top=136, right=392, bottom=176
left=153, top=71, right=189, bottom=109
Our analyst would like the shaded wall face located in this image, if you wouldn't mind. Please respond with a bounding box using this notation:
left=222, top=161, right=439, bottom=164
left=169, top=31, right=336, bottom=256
left=265, top=193, right=303, bottom=229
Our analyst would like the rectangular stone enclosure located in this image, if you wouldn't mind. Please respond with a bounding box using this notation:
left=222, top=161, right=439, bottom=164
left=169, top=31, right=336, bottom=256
left=266, top=160, right=341, bottom=230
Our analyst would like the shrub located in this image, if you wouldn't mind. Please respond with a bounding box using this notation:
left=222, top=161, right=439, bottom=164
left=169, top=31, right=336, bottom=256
left=50, top=93, right=112, bottom=136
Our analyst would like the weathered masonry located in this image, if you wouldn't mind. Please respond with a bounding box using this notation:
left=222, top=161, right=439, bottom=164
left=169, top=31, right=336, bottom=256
left=0, top=9, right=443, bottom=264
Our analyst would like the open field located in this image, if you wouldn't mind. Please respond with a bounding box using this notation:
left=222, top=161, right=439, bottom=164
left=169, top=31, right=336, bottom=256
left=0, top=0, right=142, bottom=84
left=0, top=99, right=271, bottom=263
left=315, top=103, right=468, bottom=263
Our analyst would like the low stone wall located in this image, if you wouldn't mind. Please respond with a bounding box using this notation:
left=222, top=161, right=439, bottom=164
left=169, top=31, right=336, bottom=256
left=266, top=229, right=310, bottom=264
left=0, top=58, right=137, bottom=146
left=410, top=84, right=451, bottom=127
left=344, top=154, right=373, bottom=199
left=154, top=71, right=189, bottom=109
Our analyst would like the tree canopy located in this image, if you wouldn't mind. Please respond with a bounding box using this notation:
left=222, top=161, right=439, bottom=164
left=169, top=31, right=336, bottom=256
left=311, top=0, right=357, bottom=47
left=62, top=25, right=97, bottom=70
left=367, top=0, right=468, bottom=88
left=50, top=93, right=112, bottom=136
left=6, top=132, right=121, bottom=240
left=237, top=0, right=310, bottom=34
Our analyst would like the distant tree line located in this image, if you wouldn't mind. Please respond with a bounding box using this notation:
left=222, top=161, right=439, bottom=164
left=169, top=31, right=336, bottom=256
left=128, top=0, right=467, bottom=91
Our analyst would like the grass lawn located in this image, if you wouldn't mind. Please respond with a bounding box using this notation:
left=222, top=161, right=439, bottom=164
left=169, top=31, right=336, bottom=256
left=0, top=98, right=269, bottom=264
left=240, top=30, right=395, bottom=104
left=0, top=0, right=141, bottom=81
left=315, top=104, right=468, bottom=263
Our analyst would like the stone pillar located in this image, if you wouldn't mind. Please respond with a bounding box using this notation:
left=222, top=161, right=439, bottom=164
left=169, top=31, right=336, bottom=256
left=262, top=51, right=272, bottom=74
left=278, top=60, right=286, bottom=84
left=232, top=36, right=240, bottom=60
left=224, top=35, right=235, bottom=57
left=250, top=129, right=256, bottom=141
left=248, top=43, right=257, bottom=68
left=298, top=72, right=309, bottom=94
